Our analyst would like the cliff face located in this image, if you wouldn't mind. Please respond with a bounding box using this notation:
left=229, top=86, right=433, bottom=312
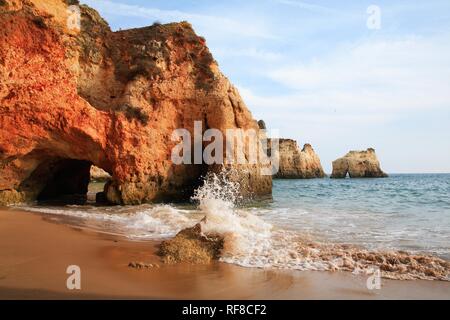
left=331, top=148, right=388, bottom=178
left=0, top=0, right=271, bottom=205
left=273, top=139, right=325, bottom=179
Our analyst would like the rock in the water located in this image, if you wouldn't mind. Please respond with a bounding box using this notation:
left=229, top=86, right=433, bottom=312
left=90, top=166, right=111, bottom=182
left=158, top=223, right=224, bottom=264
left=0, top=0, right=271, bottom=205
left=273, top=139, right=325, bottom=179
left=95, top=191, right=108, bottom=204
left=331, top=148, right=388, bottom=178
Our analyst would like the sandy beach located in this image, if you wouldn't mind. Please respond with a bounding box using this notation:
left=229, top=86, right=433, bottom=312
left=0, top=208, right=449, bottom=300
left=1, top=0, right=450, bottom=306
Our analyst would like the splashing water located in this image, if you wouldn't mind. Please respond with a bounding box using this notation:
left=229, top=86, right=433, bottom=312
left=189, top=171, right=450, bottom=281
left=16, top=172, right=450, bottom=281
left=19, top=204, right=199, bottom=239
left=191, top=170, right=241, bottom=220
left=190, top=171, right=325, bottom=271
left=191, top=170, right=274, bottom=260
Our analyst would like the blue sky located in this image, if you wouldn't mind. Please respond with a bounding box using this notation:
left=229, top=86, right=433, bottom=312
left=81, top=0, right=450, bottom=173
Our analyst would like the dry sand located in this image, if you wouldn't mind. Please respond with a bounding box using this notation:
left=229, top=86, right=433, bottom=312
left=0, top=208, right=449, bottom=300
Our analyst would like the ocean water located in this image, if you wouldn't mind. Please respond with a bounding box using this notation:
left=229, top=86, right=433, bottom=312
left=267, top=174, right=450, bottom=260
left=18, top=173, right=450, bottom=275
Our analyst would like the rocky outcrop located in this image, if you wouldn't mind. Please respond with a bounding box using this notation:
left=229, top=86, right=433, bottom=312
left=331, top=148, right=388, bottom=178
left=90, top=165, right=111, bottom=182
left=158, top=223, right=224, bottom=264
left=273, top=139, right=325, bottom=179
left=257, top=119, right=266, bottom=130
left=0, top=0, right=271, bottom=205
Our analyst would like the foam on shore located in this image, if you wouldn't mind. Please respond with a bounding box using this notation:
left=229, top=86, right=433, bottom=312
left=191, top=171, right=450, bottom=281
left=17, top=171, right=450, bottom=281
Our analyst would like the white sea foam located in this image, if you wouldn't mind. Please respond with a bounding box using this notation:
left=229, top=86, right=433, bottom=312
left=189, top=171, right=333, bottom=271
left=19, top=204, right=199, bottom=239
left=186, top=172, right=450, bottom=281
left=17, top=172, right=450, bottom=280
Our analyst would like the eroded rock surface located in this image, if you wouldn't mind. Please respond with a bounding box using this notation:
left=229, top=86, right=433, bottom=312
left=274, top=139, right=325, bottom=179
left=90, top=165, right=111, bottom=182
left=158, top=223, right=224, bottom=264
left=0, top=0, right=271, bottom=205
left=331, top=148, right=388, bottom=178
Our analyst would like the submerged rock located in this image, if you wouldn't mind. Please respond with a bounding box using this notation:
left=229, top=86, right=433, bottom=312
left=158, top=223, right=224, bottom=264
left=273, top=139, right=325, bottom=179
left=331, top=148, right=388, bottom=178
left=0, top=0, right=271, bottom=205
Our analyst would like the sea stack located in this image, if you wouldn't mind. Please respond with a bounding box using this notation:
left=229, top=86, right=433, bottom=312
left=0, top=0, right=271, bottom=205
left=273, top=139, right=325, bottom=179
left=331, top=148, right=388, bottom=178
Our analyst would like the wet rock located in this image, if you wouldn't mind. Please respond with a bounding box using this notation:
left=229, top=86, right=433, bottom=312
left=128, top=261, right=160, bottom=269
left=95, top=192, right=108, bottom=204
left=158, top=223, right=224, bottom=264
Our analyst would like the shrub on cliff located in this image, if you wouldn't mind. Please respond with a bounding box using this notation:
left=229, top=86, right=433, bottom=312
left=116, top=104, right=150, bottom=126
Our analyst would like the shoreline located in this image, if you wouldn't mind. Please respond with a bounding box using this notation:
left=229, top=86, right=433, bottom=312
left=1, top=208, right=449, bottom=299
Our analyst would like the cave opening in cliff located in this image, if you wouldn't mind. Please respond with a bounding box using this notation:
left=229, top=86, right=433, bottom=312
left=33, top=159, right=93, bottom=205
left=87, top=165, right=112, bottom=203
left=16, top=157, right=114, bottom=205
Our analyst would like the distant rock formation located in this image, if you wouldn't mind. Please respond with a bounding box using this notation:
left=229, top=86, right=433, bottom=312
left=331, top=148, right=388, bottom=178
left=90, top=166, right=111, bottom=182
left=273, top=139, right=325, bottom=179
left=0, top=0, right=271, bottom=205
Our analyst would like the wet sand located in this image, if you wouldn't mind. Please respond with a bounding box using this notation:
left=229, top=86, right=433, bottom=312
left=0, top=208, right=449, bottom=300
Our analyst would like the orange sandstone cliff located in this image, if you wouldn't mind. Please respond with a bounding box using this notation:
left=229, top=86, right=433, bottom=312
left=0, top=0, right=271, bottom=205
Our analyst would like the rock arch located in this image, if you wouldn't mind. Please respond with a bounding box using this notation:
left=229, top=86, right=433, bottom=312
left=331, top=149, right=388, bottom=178
left=0, top=0, right=271, bottom=205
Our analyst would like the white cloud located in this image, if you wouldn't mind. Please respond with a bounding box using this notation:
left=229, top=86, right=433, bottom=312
left=250, top=35, right=450, bottom=114
left=82, top=0, right=275, bottom=39
left=239, top=86, right=395, bottom=126
left=80, top=0, right=450, bottom=172
left=238, top=34, right=450, bottom=173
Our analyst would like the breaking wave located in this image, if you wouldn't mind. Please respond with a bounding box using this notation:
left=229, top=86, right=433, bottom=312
left=191, top=170, right=450, bottom=281
left=19, top=204, right=200, bottom=239
left=18, top=171, right=450, bottom=281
